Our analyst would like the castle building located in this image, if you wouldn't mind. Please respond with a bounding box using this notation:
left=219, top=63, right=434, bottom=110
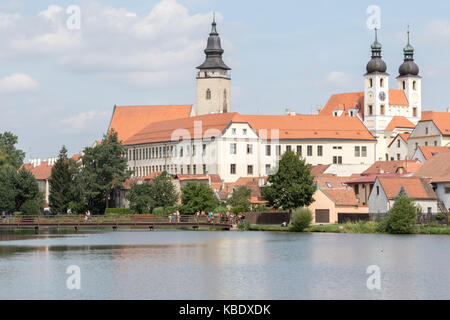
left=319, top=29, right=422, bottom=161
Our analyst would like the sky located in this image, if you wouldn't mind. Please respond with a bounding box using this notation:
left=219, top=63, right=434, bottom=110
left=1, top=0, right=450, bottom=159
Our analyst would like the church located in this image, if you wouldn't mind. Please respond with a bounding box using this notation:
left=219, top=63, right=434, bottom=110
left=319, top=29, right=422, bottom=161
left=108, top=19, right=431, bottom=183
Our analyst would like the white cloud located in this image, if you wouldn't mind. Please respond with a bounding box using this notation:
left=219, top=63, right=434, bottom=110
left=0, top=0, right=226, bottom=87
left=59, top=110, right=110, bottom=133
left=0, top=12, right=19, bottom=28
left=0, top=73, right=39, bottom=93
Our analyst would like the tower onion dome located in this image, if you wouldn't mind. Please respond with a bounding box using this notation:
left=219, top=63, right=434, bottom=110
left=399, top=29, right=419, bottom=76
left=197, top=17, right=231, bottom=70
left=366, top=29, right=387, bottom=74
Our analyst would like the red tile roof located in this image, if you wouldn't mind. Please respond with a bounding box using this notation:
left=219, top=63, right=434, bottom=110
left=21, top=162, right=53, bottom=180
left=387, top=132, right=410, bottom=148
left=174, top=174, right=209, bottom=181
left=385, top=116, right=415, bottom=131
left=417, top=111, right=450, bottom=136
left=314, top=174, right=350, bottom=189
left=346, top=173, right=401, bottom=184
left=124, top=112, right=376, bottom=145
left=363, top=160, right=422, bottom=174
left=122, top=171, right=162, bottom=189
left=414, top=152, right=450, bottom=182
left=108, top=105, right=192, bottom=142
left=416, top=146, right=450, bottom=161
left=377, top=176, right=437, bottom=200
left=319, top=89, right=409, bottom=119
left=321, top=189, right=359, bottom=206
left=310, top=164, right=331, bottom=176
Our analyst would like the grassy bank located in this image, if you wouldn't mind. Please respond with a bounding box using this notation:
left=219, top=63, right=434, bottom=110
left=245, top=221, right=450, bottom=235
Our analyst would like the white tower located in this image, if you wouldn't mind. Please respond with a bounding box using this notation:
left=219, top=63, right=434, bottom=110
left=195, top=17, right=231, bottom=116
left=397, top=28, right=421, bottom=123
left=363, top=29, right=390, bottom=160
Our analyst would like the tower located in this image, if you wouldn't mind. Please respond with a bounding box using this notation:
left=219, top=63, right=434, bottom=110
left=397, top=27, right=421, bottom=123
left=363, top=29, right=390, bottom=160
left=195, top=16, right=231, bottom=116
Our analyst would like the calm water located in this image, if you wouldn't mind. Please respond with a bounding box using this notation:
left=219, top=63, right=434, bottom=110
left=0, top=229, right=448, bottom=300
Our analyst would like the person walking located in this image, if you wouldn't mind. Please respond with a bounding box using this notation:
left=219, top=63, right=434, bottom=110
left=84, top=210, right=90, bottom=223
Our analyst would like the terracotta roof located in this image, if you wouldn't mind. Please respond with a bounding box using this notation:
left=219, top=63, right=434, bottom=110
left=124, top=112, right=244, bottom=145
left=417, top=111, right=450, bottom=136
left=320, top=92, right=364, bottom=118
left=387, top=132, right=410, bottom=148
left=321, top=189, right=359, bottom=206
left=416, top=146, right=450, bottom=161
left=242, top=114, right=375, bottom=141
left=363, top=160, right=422, bottom=174
left=21, top=161, right=53, bottom=180
left=108, top=105, right=192, bottom=142
left=208, top=174, right=223, bottom=191
left=71, top=153, right=82, bottom=162
left=414, top=152, right=450, bottom=182
left=174, top=174, right=209, bottom=181
left=385, top=116, right=415, bottom=131
left=249, top=196, right=268, bottom=204
left=225, top=177, right=267, bottom=198
left=124, top=112, right=376, bottom=145
left=346, top=173, right=401, bottom=184
left=122, top=171, right=162, bottom=189
left=310, top=164, right=331, bottom=176
left=314, top=174, right=351, bottom=189
left=319, top=90, right=409, bottom=119
left=377, top=176, right=437, bottom=200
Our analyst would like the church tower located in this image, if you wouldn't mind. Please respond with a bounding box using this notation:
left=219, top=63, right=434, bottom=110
left=363, top=29, right=390, bottom=160
left=397, top=28, right=421, bottom=123
left=195, top=17, right=231, bottom=116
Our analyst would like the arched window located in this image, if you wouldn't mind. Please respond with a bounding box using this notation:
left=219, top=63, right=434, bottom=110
left=206, top=89, right=211, bottom=100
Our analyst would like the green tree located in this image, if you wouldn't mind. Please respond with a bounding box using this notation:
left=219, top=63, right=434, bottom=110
left=49, top=146, right=79, bottom=214
left=0, top=167, right=17, bottom=213
left=181, top=182, right=218, bottom=214
left=149, top=171, right=178, bottom=210
left=78, top=130, right=131, bottom=214
left=14, top=168, right=40, bottom=211
left=386, top=193, right=419, bottom=234
left=227, top=186, right=251, bottom=212
left=126, top=182, right=153, bottom=214
left=0, top=131, right=25, bottom=170
left=261, top=151, right=316, bottom=213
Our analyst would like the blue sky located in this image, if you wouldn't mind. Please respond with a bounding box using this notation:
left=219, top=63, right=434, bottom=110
left=1, top=0, right=450, bottom=158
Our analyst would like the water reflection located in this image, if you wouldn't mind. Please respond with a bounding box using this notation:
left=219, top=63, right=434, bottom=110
left=0, top=230, right=448, bottom=300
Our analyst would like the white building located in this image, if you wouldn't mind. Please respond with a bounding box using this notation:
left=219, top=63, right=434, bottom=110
left=319, top=29, right=422, bottom=161
left=387, top=133, right=410, bottom=161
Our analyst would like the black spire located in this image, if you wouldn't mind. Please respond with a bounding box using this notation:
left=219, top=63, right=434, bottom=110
left=197, top=16, right=231, bottom=70
left=398, top=27, right=420, bottom=77
left=366, top=28, right=387, bottom=74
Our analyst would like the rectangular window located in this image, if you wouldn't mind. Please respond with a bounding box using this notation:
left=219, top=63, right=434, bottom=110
left=187, top=165, right=190, bottom=174
left=397, top=154, right=401, bottom=160
left=376, top=186, right=380, bottom=195
left=413, top=107, right=417, bottom=117
left=192, top=145, right=196, bottom=156
left=307, top=145, right=312, bottom=156
left=296, top=145, right=302, bottom=156
left=369, top=105, right=373, bottom=115
left=180, top=147, right=183, bottom=157
left=193, top=165, right=196, bottom=175
left=230, top=143, right=237, bottom=154
left=232, top=128, right=236, bottom=135
left=355, top=146, right=360, bottom=157
left=247, top=165, right=253, bottom=175
left=354, top=185, right=359, bottom=195
left=445, top=187, right=450, bottom=194
left=333, top=156, right=342, bottom=164
left=286, top=145, right=292, bottom=152
left=202, top=144, right=206, bottom=155
left=276, top=145, right=281, bottom=156
left=203, top=164, right=206, bottom=174
left=247, top=144, right=253, bottom=154
left=317, top=146, right=323, bottom=157
left=243, top=129, right=247, bottom=135
left=265, top=164, right=271, bottom=175
left=230, top=164, right=236, bottom=174
left=380, top=105, right=385, bottom=115
left=266, top=145, right=271, bottom=156
left=362, top=146, right=367, bottom=157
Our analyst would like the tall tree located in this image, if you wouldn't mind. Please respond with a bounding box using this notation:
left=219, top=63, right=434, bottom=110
left=0, top=167, right=17, bottom=213
left=261, top=151, right=316, bottom=213
left=14, top=168, right=40, bottom=211
left=181, top=182, right=218, bottom=214
left=149, top=171, right=178, bottom=210
left=0, top=131, right=25, bottom=170
left=227, top=186, right=251, bottom=211
left=126, top=182, right=154, bottom=214
left=49, top=146, right=79, bottom=214
left=78, top=130, right=131, bottom=213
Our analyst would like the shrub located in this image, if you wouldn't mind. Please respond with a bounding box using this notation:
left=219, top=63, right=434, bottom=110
left=251, top=204, right=271, bottom=212
left=19, top=200, right=41, bottom=215
left=233, top=205, right=245, bottom=214
left=343, top=221, right=378, bottom=234
left=153, top=207, right=165, bottom=215
left=435, top=213, right=446, bottom=222
left=376, top=217, right=390, bottom=233
left=214, top=206, right=228, bottom=214
left=291, top=208, right=312, bottom=232
left=105, top=208, right=134, bottom=215
left=238, top=221, right=251, bottom=231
